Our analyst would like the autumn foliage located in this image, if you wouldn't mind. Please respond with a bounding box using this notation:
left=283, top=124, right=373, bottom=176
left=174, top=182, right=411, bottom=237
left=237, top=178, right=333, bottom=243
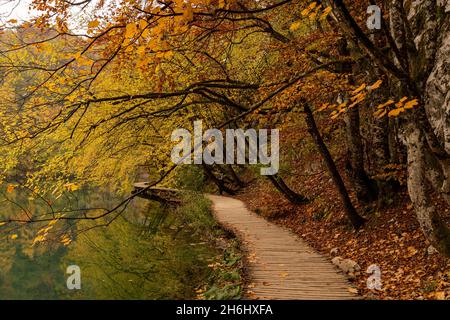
left=0, top=0, right=449, bottom=300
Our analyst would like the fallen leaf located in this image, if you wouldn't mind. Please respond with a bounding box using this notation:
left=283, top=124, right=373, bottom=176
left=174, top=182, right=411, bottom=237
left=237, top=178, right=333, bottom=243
left=406, top=246, right=418, bottom=258
left=434, top=291, right=446, bottom=300
left=348, top=287, right=358, bottom=294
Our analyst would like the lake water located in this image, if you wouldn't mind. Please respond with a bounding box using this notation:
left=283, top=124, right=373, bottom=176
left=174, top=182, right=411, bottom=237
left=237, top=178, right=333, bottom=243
left=0, top=188, right=218, bottom=299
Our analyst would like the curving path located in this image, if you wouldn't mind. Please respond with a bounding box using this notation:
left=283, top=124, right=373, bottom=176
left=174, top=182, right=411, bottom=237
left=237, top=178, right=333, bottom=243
left=208, top=194, right=357, bottom=300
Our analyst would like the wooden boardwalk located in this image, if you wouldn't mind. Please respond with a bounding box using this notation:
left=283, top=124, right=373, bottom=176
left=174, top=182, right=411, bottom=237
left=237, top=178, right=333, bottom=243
left=208, top=195, right=357, bottom=300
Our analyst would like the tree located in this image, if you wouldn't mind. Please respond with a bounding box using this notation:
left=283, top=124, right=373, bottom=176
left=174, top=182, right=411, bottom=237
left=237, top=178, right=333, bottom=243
left=0, top=0, right=448, bottom=256
left=330, top=0, right=450, bottom=256
left=303, top=102, right=365, bottom=229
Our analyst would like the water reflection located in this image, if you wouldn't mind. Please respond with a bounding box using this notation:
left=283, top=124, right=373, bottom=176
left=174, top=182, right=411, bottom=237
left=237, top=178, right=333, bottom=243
left=0, top=188, right=216, bottom=299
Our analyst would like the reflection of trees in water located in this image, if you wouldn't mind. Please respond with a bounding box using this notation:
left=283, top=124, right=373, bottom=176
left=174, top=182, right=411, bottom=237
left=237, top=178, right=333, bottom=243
left=0, top=189, right=217, bottom=299
left=0, top=243, right=66, bottom=299
left=64, top=199, right=216, bottom=299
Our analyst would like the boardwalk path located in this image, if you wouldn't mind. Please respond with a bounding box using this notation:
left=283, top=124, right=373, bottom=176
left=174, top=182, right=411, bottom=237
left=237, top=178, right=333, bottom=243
left=208, top=194, right=357, bottom=300
left=132, top=184, right=356, bottom=300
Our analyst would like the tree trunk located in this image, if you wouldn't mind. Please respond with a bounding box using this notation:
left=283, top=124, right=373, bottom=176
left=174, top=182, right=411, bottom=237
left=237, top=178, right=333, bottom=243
left=227, top=165, right=245, bottom=188
left=331, top=0, right=450, bottom=253
left=405, top=125, right=450, bottom=257
left=215, top=164, right=239, bottom=187
left=424, top=146, right=450, bottom=205
left=267, top=174, right=309, bottom=205
left=202, top=164, right=236, bottom=195
left=371, top=83, right=400, bottom=206
left=344, top=107, right=378, bottom=203
left=303, top=103, right=366, bottom=229
left=230, top=126, right=309, bottom=204
left=337, top=37, right=377, bottom=203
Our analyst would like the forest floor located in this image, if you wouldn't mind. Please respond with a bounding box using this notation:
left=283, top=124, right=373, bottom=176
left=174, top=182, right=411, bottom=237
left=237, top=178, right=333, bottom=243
left=238, top=176, right=450, bottom=299
left=236, top=168, right=450, bottom=300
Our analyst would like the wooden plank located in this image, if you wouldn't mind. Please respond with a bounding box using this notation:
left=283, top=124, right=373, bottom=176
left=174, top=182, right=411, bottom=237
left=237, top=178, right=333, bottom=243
left=208, top=194, right=358, bottom=300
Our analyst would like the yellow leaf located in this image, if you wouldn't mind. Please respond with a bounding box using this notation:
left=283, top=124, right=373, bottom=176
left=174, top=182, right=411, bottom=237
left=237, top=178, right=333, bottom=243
left=349, top=99, right=362, bottom=109
left=330, top=111, right=340, bottom=119
left=351, top=92, right=366, bottom=102
left=308, top=2, right=318, bottom=10
left=125, top=23, right=137, bottom=40
left=32, top=235, right=45, bottom=245
left=164, top=50, right=174, bottom=59
left=377, top=100, right=395, bottom=109
left=141, top=28, right=150, bottom=39
left=139, top=20, right=148, bottom=30
left=316, top=103, right=329, bottom=112
left=174, top=0, right=184, bottom=7
left=301, top=8, right=310, bottom=16
left=64, top=183, right=79, bottom=192
left=301, top=2, right=317, bottom=16
left=369, top=80, right=383, bottom=90
left=61, top=236, right=72, bottom=246
left=10, top=234, right=18, bottom=240
left=388, top=108, right=404, bottom=117
left=88, top=20, right=99, bottom=29
left=337, top=101, right=348, bottom=109
left=404, top=99, right=419, bottom=109
left=136, top=46, right=146, bottom=56
left=351, top=83, right=366, bottom=95
left=0, top=222, right=6, bottom=226
left=183, top=3, right=194, bottom=21
left=72, top=51, right=82, bottom=60
left=309, top=11, right=318, bottom=20
left=374, top=109, right=387, bottom=118
left=319, top=7, right=332, bottom=20
left=290, top=21, right=302, bottom=31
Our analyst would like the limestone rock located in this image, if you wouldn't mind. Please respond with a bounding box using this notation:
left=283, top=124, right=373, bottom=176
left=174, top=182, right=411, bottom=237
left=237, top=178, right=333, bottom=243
left=330, top=247, right=339, bottom=256
left=332, top=257, right=361, bottom=274
left=427, top=245, right=438, bottom=255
